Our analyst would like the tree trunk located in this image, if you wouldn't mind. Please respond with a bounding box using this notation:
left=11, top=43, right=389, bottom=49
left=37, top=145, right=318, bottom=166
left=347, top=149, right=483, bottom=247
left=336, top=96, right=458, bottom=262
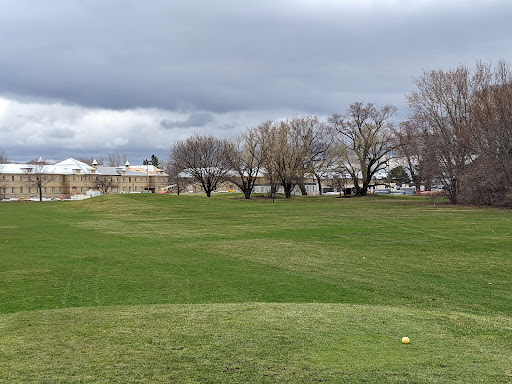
left=353, top=182, right=361, bottom=196
left=244, top=190, right=251, bottom=199
left=39, top=186, right=43, bottom=202
left=283, top=183, right=294, bottom=198
left=316, top=175, right=323, bottom=195
left=359, top=184, right=368, bottom=196
left=448, top=182, right=457, bottom=204
left=298, top=182, right=307, bottom=195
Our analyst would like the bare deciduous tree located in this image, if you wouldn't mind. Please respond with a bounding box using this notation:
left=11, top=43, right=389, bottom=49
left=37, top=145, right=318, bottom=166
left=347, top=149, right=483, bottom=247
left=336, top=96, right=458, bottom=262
left=256, top=121, right=280, bottom=196
left=26, top=157, right=52, bottom=201
left=0, top=150, right=8, bottom=164
left=106, top=152, right=127, bottom=167
left=407, top=66, right=481, bottom=203
left=226, top=128, right=266, bottom=199
left=295, top=117, right=336, bottom=195
left=0, top=150, right=7, bottom=200
left=94, top=175, right=118, bottom=194
left=394, top=120, right=431, bottom=190
left=461, top=61, right=512, bottom=205
left=259, top=120, right=308, bottom=198
left=328, top=102, right=397, bottom=196
left=169, top=135, right=231, bottom=197
left=165, top=160, right=191, bottom=195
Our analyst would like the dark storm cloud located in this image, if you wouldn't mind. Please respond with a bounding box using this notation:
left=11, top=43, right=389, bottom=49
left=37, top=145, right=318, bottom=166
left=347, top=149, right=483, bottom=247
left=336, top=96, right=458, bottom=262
left=1, top=0, right=510, bottom=115
left=1, top=0, right=511, bottom=162
left=160, top=112, right=213, bottom=129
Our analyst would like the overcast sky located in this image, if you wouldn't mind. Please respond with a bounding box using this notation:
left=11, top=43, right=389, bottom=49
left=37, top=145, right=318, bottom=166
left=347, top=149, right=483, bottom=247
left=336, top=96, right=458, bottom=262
left=0, top=0, right=510, bottom=163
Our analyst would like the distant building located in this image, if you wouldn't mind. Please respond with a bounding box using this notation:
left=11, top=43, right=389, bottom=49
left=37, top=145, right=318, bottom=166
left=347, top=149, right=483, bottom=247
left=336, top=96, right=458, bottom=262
left=0, top=158, right=168, bottom=200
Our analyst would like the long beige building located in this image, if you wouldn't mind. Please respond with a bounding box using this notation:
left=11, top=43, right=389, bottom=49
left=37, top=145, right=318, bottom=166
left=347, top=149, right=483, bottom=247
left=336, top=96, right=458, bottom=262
left=0, top=158, right=168, bottom=200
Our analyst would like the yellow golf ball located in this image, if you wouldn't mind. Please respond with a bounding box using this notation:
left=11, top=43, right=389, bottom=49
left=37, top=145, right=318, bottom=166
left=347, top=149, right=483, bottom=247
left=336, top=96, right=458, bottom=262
left=401, top=337, right=410, bottom=344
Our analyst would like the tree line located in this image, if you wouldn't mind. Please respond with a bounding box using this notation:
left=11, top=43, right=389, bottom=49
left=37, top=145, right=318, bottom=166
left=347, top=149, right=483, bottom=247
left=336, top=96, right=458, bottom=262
left=2, top=60, right=511, bottom=206
left=169, top=60, right=512, bottom=206
left=168, top=103, right=398, bottom=199
left=401, top=60, right=512, bottom=206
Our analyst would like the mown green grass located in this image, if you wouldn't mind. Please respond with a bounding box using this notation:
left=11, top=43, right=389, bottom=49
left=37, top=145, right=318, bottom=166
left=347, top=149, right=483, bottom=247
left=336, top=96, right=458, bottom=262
left=1, top=194, right=511, bottom=383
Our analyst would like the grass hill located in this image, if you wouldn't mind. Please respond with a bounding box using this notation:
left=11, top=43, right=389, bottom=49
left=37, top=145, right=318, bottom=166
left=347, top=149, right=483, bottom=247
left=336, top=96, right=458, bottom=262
left=1, top=194, right=511, bottom=382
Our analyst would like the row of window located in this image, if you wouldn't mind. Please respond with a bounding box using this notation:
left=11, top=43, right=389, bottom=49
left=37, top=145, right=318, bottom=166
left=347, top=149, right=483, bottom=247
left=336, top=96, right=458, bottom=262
left=1, top=175, right=166, bottom=183
left=2, top=185, right=147, bottom=195
left=2, top=186, right=62, bottom=194
left=2, top=175, right=61, bottom=182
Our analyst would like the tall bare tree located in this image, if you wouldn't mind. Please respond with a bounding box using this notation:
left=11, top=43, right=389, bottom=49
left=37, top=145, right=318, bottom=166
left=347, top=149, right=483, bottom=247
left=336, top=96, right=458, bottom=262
left=260, top=120, right=308, bottom=198
left=328, top=102, right=398, bottom=196
left=169, top=135, right=231, bottom=197
left=26, top=158, right=52, bottom=201
left=394, top=120, right=431, bottom=190
left=226, top=128, right=266, bottom=199
left=291, top=116, right=336, bottom=195
left=462, top=61, right=512, bottom=205
left=256, top=121, right=280, bottom=196
left=106, top=152, right=127, bottom=167
left=407, top=65, right=482, bottom=203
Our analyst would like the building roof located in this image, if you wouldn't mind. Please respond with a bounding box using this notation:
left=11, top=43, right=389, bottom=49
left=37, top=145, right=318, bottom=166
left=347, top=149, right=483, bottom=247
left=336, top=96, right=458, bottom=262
left=54, top=158, right=94, bottom=174
left=95, top=166, right=142, bottom=176
left=0, top=158, right=168, bottom=177
left=129, top=165, right=166, bottom=175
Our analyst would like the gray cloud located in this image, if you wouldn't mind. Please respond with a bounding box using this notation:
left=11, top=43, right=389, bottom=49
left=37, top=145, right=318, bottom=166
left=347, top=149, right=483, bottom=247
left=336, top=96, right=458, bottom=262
left=0, top=0, right=511, bottom=160
left=1, top=0, right=510, bottom=114
left=160, top=112, right=213, bottom=129
left=46, top=127, right=76, bottom=139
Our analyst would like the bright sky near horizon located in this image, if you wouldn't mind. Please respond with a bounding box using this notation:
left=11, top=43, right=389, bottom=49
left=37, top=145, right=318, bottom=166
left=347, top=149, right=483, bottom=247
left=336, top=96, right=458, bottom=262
left=0, top=0, right=510, bottom=162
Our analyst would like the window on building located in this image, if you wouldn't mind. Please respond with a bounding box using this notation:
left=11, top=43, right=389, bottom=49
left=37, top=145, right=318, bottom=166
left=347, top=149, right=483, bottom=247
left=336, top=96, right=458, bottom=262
left=117, top=177, right=119, bottom=182
left=11, top=187, right=14, bottom=194
left=73, top=176, right=75, bottom=182
left=20, top=176, right=23, bottom=181
left=28, top=187, right=31, bottom=194
left=123, top=177, right=125, bottom=182
left=81, top=187, right=83, bottom=193
left=59, top=187, right=62, bottom=193
left=2, top=175, right=5, bottom=181
left=52, top=187, right=55, bottom=194
left=80, top=176, right=83, bottom=182
left=20, top=187, right=23, bottom=194
left=59, top=176, right=62, bottom=181
left=44, top=187, right=47, bottom=193
left=11, top=176, right=14, bottom=182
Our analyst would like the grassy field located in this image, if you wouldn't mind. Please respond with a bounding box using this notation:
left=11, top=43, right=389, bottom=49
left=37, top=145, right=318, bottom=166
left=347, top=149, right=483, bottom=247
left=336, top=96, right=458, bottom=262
left=0, top=194, right=511, bottom=383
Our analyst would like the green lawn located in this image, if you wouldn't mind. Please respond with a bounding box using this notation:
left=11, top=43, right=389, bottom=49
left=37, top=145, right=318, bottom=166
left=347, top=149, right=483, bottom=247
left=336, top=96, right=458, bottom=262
left=1, top=194, right=511, bottom=383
